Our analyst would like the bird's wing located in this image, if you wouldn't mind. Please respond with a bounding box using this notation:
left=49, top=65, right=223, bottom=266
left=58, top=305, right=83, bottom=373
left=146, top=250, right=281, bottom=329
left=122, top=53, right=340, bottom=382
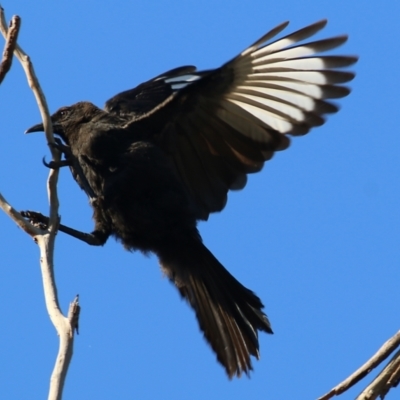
left=117, top=20, right=357, bottom=220
left=105, top=66, right=208, bottom=118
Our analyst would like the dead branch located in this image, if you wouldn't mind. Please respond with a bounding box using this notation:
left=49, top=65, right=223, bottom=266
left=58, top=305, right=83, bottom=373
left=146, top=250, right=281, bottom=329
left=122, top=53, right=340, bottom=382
left=319, top=331, right=400, bottom=400
left=356, top=349, right=400, bottom=400
left=0, top=14, right=19, bottom=84
left=0, top=5, right=80, bottom=400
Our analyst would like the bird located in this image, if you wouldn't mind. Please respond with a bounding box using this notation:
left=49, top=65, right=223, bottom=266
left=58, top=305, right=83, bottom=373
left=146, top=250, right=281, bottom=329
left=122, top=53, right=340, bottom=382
left=25, top=19, right=357, bottom=378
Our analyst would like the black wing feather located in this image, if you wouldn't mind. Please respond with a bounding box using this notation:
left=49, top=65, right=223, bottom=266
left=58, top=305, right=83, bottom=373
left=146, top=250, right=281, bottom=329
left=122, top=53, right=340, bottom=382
left=116, top=20, right=357, bottom=219
left=105, top=66, right=205, bottom=118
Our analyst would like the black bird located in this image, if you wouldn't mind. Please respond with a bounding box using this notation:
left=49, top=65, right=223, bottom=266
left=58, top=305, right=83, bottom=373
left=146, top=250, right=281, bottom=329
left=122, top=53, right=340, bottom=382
left=26, top=20, right=357, bottom=378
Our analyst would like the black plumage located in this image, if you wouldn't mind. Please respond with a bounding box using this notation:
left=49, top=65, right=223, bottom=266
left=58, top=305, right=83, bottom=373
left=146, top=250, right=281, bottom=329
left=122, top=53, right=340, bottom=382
left=25, top=20, right=357, bottom=378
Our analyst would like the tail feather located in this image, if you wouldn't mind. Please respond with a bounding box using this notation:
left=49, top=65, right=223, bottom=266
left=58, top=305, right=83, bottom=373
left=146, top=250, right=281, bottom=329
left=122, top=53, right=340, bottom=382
left=158, top=239, right=272, bottom=378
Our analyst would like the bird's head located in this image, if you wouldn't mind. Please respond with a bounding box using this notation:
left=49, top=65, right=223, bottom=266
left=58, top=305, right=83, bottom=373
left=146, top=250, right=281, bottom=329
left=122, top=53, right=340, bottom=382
left=25, top=102, right=102, bottom=144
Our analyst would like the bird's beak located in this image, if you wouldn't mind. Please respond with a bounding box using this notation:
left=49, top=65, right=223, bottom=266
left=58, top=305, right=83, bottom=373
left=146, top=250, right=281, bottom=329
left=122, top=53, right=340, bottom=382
left=25, top=122, right=45, bottom=134
left=25, top=122, right=63, bottom=135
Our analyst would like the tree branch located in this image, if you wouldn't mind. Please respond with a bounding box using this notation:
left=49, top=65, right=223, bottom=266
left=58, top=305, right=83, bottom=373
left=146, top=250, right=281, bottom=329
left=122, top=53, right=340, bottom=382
left=0, top=192, right=41, bottom=237
left=319, top=330, right=400, bottom=400
left=0, top=5, right=80, bottom=400
left=356, top=349, right=400, bottom=400
left=0, top=14, right=19, bottom=84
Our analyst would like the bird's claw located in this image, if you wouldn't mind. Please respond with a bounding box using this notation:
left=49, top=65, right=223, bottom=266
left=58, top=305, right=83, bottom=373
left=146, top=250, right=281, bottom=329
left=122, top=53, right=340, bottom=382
left=48, top=138, right=70, bottom=153
left=45, top=141, right=98, bottom=200
left=20, top=210, right=49, bottom=230
left=43, top=139, right=73, bottom=169
left=42, top=157, right=71, bottom=169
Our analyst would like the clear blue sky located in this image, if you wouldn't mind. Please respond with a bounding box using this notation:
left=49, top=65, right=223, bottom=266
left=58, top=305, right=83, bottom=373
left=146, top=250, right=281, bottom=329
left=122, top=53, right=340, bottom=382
left=1, top=1, right=399, bottom=399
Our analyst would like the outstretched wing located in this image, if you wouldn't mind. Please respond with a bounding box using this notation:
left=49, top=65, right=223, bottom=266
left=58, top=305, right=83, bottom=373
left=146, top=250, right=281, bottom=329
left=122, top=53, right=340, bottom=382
left=115, top=20, right=358, bottom=220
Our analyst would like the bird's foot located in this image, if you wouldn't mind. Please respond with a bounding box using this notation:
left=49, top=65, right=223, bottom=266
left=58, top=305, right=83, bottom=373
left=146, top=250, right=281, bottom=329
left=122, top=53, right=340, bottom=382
left=48, top=138, right=71, bottom=155
left=42, top=157, right=71, bottom=169
left=43, top=139, right=73, bottom=169
left=20, top=210, right=49, bottom=230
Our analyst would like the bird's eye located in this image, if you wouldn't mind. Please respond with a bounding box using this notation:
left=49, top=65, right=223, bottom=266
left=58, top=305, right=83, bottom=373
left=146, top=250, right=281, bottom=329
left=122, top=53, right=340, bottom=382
left=59, top=108, right=69, bottom=117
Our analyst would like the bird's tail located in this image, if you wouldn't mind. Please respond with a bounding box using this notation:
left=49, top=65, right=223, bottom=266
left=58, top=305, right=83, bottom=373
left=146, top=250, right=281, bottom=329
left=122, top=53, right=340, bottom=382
left=157, top=238, right=272, bottom=378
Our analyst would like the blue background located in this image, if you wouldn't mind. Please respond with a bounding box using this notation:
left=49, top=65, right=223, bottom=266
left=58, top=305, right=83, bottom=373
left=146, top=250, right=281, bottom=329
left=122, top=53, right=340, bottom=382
left=1, top=1, right=399, bottom=399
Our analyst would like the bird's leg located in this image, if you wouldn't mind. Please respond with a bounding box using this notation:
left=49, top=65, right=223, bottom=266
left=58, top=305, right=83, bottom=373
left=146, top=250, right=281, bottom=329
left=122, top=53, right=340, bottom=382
left=43, top=138, right=73, bottom=168
left=20, top=210, right=108, bottom=246
left=43, top=140, right=98, bottom=202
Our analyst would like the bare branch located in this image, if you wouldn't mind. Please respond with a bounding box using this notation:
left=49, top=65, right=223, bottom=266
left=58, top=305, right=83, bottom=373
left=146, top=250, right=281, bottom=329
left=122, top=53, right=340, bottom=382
left=319, top=331, right=400, bottom=400
left=46, top=289, right=80, bottom=400
left=0, top=6, right=58, bottom=157
left=0, top=5, right=80, bottom=400
left=356, top=350, right=400, bottom=400
left=0, top=192, right=41, bottom=237
left=0, top=14, right=20, bottom=84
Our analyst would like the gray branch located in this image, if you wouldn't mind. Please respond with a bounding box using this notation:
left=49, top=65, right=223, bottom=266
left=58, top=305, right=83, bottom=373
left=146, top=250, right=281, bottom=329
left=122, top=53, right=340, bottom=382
left=0, top=5, right=80, bottom=400
left=0, top=14, right=19, bottom=84
left=319, top=330, right=400, bottom=400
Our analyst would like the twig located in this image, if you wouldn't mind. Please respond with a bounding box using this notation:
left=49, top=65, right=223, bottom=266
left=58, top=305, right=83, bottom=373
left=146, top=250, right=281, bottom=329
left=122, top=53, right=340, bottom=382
left=0, top=5, right=80, bottom=400
left=319, top=331, right=400, bottom=400
left=0, top=14, right=19, bottom=84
